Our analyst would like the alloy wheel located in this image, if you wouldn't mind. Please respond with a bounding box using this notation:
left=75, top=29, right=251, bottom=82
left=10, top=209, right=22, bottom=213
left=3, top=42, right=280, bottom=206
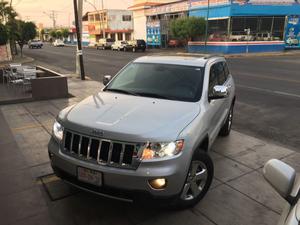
left=181, top=161, right=208, bottom=201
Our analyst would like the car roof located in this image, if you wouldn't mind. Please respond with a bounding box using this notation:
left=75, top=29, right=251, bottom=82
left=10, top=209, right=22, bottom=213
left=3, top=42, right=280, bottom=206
left=133, top=54, right=224, bottom=67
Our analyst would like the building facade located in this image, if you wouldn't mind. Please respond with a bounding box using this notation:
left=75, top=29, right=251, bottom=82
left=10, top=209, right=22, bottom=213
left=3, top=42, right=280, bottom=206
left=129, top=0, right=180, bottom=41
left=188, top=0, right=300, bottom=53
left=87, top=9, right=133, bottom=44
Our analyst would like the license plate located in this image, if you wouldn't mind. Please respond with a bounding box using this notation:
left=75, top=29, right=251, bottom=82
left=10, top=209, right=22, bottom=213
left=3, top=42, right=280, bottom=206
left=77, top=167, right=102, bottom=186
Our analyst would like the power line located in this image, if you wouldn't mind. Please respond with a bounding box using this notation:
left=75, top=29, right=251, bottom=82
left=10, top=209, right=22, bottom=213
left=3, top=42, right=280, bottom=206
left=43, top=10, right=59, bottom=28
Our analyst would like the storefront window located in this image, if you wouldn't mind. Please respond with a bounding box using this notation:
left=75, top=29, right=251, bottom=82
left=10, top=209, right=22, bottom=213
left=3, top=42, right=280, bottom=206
left=230, top=16, right=285, bottom=41
left=208, top=19, right=229, bottom=41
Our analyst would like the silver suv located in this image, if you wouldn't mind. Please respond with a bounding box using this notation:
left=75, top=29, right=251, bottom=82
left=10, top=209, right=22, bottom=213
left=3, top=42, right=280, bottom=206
left=48, top=55, right=236, bottom=208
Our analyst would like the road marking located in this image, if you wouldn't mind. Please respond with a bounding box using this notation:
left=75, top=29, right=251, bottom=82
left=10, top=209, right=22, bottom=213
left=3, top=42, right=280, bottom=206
left=236, top=72, right=300, bottom=84
left=236, top=84, right=300, bottom=99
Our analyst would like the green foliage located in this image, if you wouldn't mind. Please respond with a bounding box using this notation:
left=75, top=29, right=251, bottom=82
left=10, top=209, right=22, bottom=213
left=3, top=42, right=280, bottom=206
left=0, top=23, right=8, bottom=45
left=50, top=30, right=57, bottom=39
left=15, top=20, right=37, bottom=55
left=170, top=17, right=206, bottom=42
left=56, top=30, right=62, bottom=39
left=0, top=1, right=17, bottom=22
left=61, top=28, right=69, bottom=38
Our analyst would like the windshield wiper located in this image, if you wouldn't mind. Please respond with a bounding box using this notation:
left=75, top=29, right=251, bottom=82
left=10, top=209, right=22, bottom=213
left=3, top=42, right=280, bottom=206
left=104, top=88, right=138, bottom=96
left=135, top=92, right=174, bottom=100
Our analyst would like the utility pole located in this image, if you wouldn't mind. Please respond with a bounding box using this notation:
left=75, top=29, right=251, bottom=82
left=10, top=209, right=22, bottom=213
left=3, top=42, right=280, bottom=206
left=43, top=11, right=58, bottom=28
left=73, top=0, right=85, bottom=80
left=204, top=0, right=210, bottom=53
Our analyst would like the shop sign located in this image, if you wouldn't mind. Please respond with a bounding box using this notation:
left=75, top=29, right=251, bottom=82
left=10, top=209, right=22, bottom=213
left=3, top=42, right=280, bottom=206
left=146, top=21, right=161, bottom=46
left=285, top=15, right=300, bottom=49
left=232, top=0, right=296, bottom=4
left=145, top=1, right=189, bottom=15
left=190, top=0, right=230, bottom=8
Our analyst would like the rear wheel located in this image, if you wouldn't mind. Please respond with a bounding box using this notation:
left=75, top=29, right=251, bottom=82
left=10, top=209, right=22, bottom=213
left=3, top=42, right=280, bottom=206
left=172, top=151, right=213, bottom=209
left=219, top=104, right=234, bottom=136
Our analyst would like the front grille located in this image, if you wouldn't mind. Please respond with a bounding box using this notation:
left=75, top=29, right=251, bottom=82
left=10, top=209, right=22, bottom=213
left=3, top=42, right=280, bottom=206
left=62, top=130, right=140, bottom=169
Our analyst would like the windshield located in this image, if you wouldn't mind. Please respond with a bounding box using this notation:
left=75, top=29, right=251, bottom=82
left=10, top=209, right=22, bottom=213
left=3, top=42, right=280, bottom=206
left=105, top=63, right=204, bottom=102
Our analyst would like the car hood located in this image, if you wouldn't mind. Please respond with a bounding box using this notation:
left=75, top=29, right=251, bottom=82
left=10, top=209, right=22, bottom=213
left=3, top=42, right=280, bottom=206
left=60, top=92, right=200, bottom=142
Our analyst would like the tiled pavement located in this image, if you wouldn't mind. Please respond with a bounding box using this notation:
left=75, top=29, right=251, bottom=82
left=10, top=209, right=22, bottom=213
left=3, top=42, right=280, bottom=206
left=0, top=77, right=299, bottom=225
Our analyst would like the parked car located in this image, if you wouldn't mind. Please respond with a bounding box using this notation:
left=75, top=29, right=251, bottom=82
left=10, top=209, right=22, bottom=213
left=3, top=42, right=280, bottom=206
left=96, top=38, right=115, bottom=50
left=111, top=41, right=132, bottom=51
left=168, top=39, right=181, bottom=48
left=28, top=39, right=43, bottom=49
left=53, top=39, right=65, bottom=47
left=128, top=39, right=146, bottom=52
left=48, top=55, right=236, bottom=208
left=263, top=159, right=300, bottom=225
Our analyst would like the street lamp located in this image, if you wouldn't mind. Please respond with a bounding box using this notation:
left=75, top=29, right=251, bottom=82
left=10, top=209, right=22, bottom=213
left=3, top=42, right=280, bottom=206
left=85, top=0, right=105, bottom=38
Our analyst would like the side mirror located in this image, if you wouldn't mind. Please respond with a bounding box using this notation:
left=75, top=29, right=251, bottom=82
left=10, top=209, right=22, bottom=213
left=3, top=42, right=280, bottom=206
left=263, top=159, right=296, bottom=201
left=103, top=75, right=112, bottom=86
left=209, top=85, right=229, bottom=100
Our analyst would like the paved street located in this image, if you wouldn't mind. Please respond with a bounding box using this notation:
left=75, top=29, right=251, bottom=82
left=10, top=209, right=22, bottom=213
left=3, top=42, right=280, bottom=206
left=23, top=44, right=300, bottom=151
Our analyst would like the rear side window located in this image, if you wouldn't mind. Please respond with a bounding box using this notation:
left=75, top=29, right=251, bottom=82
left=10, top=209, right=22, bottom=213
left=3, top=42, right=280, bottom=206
left=223, top=62, right=230, bottom=80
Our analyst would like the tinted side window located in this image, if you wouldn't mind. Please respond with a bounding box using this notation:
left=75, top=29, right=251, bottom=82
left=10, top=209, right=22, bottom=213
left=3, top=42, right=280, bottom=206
left=216, top=62, right=226, bottom=85
left=223, top=62, right=230, bottom=80
left=208, top=64, right=219, bottom=95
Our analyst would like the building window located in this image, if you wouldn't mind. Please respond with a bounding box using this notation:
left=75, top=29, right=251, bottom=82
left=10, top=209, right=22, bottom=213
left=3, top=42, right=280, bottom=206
left=95, top=14, right=100, bottom=21
left=122, top=15, right=132, bottom=21
left=117, top=33, right=123, bottom=41
left=125, top=33, right=131, bottom=41
left=88, top=15, right=94, bottom=22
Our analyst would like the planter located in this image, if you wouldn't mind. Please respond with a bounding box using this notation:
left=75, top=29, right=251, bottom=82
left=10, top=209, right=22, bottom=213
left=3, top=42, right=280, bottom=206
left=31, top=66, right=69, bottom=100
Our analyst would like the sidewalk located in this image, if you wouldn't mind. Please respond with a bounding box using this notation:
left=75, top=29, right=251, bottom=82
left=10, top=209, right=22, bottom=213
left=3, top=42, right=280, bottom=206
left=0, top=75, right=299, bottom=225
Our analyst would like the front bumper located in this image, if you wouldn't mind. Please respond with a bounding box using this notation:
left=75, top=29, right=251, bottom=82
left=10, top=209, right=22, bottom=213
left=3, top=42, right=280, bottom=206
left=48, top=137, right=189, bottom=201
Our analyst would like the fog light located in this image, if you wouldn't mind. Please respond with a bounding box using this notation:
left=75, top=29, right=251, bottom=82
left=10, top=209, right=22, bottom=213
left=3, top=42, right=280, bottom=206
left=149, top=178, right=167, bottom=189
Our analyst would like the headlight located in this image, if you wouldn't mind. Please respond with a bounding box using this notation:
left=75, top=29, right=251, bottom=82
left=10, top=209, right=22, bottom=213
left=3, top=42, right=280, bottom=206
left=141, top=140, right=184, bottom=160
left=53, top=120, right=63, bottom=141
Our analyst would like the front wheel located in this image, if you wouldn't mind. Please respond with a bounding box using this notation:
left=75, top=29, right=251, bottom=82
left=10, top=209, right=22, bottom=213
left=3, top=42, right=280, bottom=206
left=172, top=151, right=213, bottom=209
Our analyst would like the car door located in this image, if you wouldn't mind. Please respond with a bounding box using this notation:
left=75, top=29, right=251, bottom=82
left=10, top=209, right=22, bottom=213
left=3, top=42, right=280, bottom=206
left=207, top=62, right=228, bottom=141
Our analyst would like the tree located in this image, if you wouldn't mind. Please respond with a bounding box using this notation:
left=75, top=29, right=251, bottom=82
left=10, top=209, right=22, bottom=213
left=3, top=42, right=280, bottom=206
left=56, top=30, right=62, bottom=39
left=0, top=24, right=8, bottom=45
left=50, top=30, right=57, bottom=40
left=170, top=17, right=206, bottom=44
left=15, top=21, right=37, bottom=56
left=40, top=28, right=45, bottom=41
left=61, top=28, right=69, bottom=39
left=0, top=1, right=17, bottom=23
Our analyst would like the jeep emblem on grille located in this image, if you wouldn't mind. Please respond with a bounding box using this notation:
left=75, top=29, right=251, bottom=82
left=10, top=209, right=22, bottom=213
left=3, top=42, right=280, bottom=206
left=91, top=129, right=104, bottom=137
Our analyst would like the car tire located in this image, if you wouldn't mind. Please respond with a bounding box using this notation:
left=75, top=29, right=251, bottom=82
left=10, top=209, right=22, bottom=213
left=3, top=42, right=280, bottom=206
left=219, top=104, right=234, bottom=137
left=124, top=47, right=127, bottom=52
left=172, top=151, right=213, bottom=209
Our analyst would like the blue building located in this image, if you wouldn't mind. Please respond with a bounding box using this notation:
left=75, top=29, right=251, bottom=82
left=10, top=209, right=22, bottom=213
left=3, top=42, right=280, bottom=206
left=188, top=0, right=300, bottom=53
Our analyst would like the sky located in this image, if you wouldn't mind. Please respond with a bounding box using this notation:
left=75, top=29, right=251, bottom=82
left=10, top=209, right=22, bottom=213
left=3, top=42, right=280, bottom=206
left=12, top=0, right=133, bottom=28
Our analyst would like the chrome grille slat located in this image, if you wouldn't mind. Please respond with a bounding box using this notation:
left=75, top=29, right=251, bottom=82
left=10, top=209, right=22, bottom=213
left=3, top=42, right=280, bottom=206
left=78, top=136, right=82, bottom=156
left=69, top=133, right=74, bottom=153
left=87, top=139, right=92, bottom=159
left=119, top=144, right=125, bottom=165
left=63, top=130, right=138, bottom=169
left=107, top=141, right=113, bottom=164
left=97, top=140, right=102, bottom=163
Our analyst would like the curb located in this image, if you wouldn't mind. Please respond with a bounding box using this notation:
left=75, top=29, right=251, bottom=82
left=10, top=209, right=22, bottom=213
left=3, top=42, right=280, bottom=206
left=0, top=56, right=34, bottom=66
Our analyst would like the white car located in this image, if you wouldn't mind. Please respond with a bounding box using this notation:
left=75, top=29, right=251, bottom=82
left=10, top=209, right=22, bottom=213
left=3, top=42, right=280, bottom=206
left=111, top=41, right=132, bottom=51
left=53, top=40, right=65, bottom=47
left=264, top=159, right=300, bottom=225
